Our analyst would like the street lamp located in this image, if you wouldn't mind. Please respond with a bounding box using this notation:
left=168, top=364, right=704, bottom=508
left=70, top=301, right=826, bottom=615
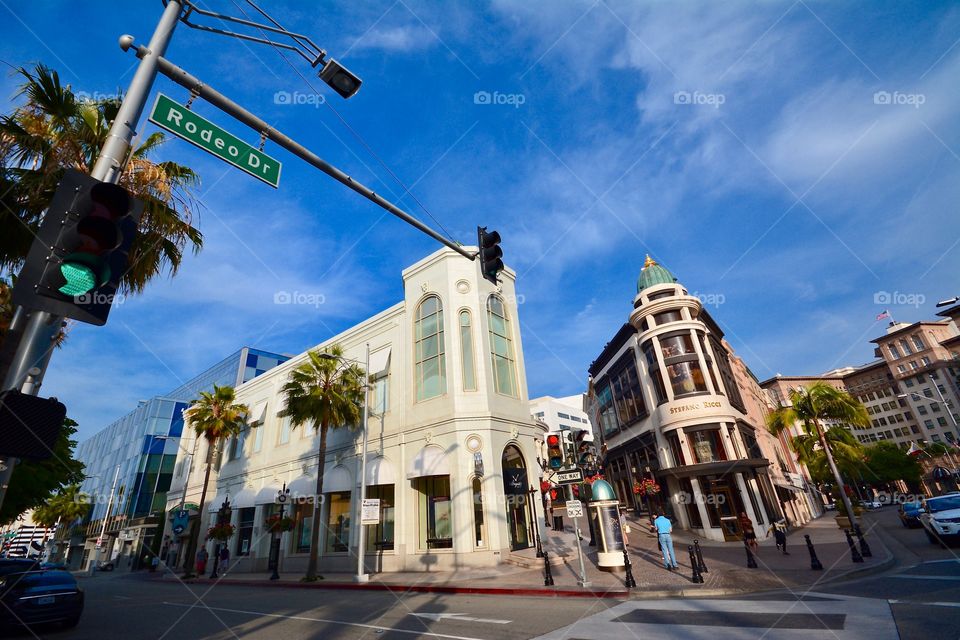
left=88, top=465, right=120, bottom=575
left=208, top=496, right=232, bottom=579
left=269, top=483, right=290, bottom=581
left=319, top=344, right=371, bottom=583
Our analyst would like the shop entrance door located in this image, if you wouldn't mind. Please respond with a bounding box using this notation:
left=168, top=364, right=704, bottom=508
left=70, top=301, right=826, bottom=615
left=713, top=486, right=742, bottom=541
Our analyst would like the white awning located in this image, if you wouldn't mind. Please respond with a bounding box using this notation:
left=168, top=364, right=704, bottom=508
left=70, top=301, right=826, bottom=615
left=368, top=347, right=391, bottom=378
left=407, top=445, right=449, bottom=479
left=323, top=465, right=353, bottom=493
left=231, top=487, right=256, bottom=508
left=254, top=484, right=282, bottom=504
left=365, top=456, right=396, bottom=486
left=208, top=491, right=232, bottom=512
left=287, top=474, right=316, bottom=502
left=249, top=401, right=268, bottom=425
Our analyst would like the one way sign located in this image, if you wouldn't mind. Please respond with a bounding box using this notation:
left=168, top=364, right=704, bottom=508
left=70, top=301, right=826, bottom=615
left=555, top=468, right=584, bottom=485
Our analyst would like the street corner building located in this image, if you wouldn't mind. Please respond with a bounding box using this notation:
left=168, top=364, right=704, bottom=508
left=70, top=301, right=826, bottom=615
left=165, top=248, right=546, bottom=573
left=586, top=256, right=818, bottom=543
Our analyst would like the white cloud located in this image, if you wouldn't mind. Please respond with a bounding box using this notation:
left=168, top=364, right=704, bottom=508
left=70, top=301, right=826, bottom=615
left=347, top=25, right=436, bottom=53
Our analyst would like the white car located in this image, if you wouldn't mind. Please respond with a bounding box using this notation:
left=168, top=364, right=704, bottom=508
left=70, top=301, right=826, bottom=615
left=919, top=493, right=960, bottom=545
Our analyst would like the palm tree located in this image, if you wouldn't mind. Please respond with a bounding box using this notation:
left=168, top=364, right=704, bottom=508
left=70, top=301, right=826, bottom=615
left=791, top=425, right=866, bottom=483
left=279, top=345, right=364, bottom=581
left=180, top=385, right=249, bottom=577
left=0, top=63, right=203, bottom=302
left=767, top=382, right=870, bottom=528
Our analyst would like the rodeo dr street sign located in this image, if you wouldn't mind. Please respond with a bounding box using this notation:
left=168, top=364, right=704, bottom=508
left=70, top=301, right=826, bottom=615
left=148, top=93, right=282, bottom=188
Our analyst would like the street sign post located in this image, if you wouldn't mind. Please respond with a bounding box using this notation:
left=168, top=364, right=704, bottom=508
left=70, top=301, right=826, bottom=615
left=148, top=93, right=282, bottom=188
left=565, top=500, right=584, bottom=518
left=555, top=468, right=584, bottom=485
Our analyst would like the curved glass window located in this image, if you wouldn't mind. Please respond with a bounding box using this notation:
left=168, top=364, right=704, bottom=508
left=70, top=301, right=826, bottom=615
left=666, top=361, right=708, bottom=397
left=654, top=310, right=683, bottom=325
left=660, top=334, right=696, bottom=358
left=487, top=296, right=518, bottom=397
left=689, top=429, right=727, bottom=463
left=459, top=310, right=477, bottom=391
left=415, top=296, right=446, bottom=401
left=641, top=340, right=668, bottom=404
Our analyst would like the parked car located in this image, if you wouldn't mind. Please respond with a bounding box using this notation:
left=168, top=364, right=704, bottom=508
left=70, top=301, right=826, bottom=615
left=96, top=560, right=114, bottom=572
left=0, top=559, right=39, bottom=576
left=823, top=502, right=837, bottom=511
left=919, top=494, right=960, bottom=545
left=860, top=499, right=884, bottom=509
left=0, top=568, right=83, bottom=629
left=898, top=502, right=924, bottom=528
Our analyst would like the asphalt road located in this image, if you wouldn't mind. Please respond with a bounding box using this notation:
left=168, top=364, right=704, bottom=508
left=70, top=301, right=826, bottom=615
left=7, top=508, right=957, bottom=640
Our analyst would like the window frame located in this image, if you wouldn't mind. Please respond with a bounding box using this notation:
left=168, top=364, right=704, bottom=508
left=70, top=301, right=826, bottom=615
left=486, top=295, right=519, bottom=398
left=414, top=295, right=447, bottom=402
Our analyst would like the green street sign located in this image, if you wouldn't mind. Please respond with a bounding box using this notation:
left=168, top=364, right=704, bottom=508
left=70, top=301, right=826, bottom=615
left=148, top=93, right=281, bottom=188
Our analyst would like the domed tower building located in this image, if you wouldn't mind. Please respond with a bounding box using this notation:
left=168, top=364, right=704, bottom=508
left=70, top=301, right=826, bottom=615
left=587, top=256, right=781, bottom=542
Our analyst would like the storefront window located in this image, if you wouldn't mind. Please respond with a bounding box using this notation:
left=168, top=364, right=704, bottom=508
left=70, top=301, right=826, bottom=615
left=666, top=360, right=708, bottom=397
left=235, top=507, right=255, bottom=556
left=292, top=503, right=313, bottom=554
left=660, top=334, right=696, bottom=358
left=365, top=485, right=395, bottom=551
left=596, top=381, right=619, bottom=438
left=472, top=477, right=485, bottom=547
left=740, top=428, right=763, bottom=459
left=689, top=429, right=727, bottom=464
left=416, top=476, right=452, bottom=549
left=325, top=491, right=352, bottom=553
left=709, top=335, right=745, bottom=412
left=678, top=478, right=703, bottom=528
left=666, top=431, right=685, bottom=466
left=641, top=340, right=668, bottom=404
left=609, top=353, right=648, bottom=425
left=415, top=295, right=446, bottom=401
left=653, top=310, right=683, bottom=325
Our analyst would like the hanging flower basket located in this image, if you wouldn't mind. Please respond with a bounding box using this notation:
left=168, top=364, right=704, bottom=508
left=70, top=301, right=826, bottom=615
left=206, top=523, right=235, bottom=541
left=584, top=473, right=605, bottom=485
left=265, top=514, right=296, bottom=533
left=633, top=478, right=661, bottom=496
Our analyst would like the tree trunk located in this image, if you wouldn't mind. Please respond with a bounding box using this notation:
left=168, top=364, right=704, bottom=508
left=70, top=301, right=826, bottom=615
left=815, top=420, right=857, bottom=528
left=182, top=439, right=217, bottom=577
left=304, top=423, right=329, bottom=581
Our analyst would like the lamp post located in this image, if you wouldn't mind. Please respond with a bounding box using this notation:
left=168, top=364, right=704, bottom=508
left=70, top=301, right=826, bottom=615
left=319, top=345, right=371, bottom=583
left=269, top=483, right=290, bottom=581
left=208, top=496, right=232, bottom=579
left=89, top=465, right=120, bottom=575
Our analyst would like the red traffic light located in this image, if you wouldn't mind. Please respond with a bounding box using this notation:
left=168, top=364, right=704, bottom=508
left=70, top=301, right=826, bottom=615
left=547, top=434, right=560, bottom=447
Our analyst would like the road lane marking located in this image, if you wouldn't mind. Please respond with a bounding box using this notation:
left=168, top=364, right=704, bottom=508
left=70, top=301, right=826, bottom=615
left=890, top=575, right=960, bottom=581
left=162, top=602, right=488, bottom=640
left=410, top=613, right=511, bottom=624
left=890, top=600, right=960, bottom=608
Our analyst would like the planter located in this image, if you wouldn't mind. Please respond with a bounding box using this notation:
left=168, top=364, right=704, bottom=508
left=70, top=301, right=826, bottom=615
left=835, top=514, right=851, bottom=529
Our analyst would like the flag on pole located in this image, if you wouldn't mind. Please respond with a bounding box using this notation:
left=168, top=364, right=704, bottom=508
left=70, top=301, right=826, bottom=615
left=906, top=441, right=922, bottom=457
left=876, top=310, right=890, bottom=321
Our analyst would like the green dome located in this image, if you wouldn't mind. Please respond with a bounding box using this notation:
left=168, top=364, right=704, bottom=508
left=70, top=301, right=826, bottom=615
left=590, top=479, right=616, bottom=501
left=637, top=255, right=677, bottom=293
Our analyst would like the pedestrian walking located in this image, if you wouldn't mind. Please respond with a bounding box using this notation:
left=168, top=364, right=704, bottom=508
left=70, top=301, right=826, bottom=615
left=739, top=512, right=758, bottom=553
left=150, top=556, right=159, bottom=572
left=768, top=519, right=789, bottom=554
left=196, top=547, right=208, bottom=575
left=652, top=510, right=678, bottom=570
left=219, top=545, right=230, bottom=576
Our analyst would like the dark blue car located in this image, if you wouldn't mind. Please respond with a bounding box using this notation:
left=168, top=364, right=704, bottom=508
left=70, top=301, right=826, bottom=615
left=0, top=568, right=84, bottom=629
left=898, top=501, right=924, bottom=528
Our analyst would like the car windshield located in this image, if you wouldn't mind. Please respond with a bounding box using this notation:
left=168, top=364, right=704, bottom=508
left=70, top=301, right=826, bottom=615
left=927, top=495, right=960, bottom=512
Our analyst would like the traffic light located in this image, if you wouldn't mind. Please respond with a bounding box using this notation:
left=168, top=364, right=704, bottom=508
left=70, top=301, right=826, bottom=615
left=477, top=226, right=503, bottom=284
left=546, top=434, right=564, bottom=469
left=12, top=169, right=143, bottom=325
left=575, top=430, right=591, bottom=465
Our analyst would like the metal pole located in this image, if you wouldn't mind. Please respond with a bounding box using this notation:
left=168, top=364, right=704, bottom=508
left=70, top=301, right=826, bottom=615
left=567, top=484, right=590, bottom=587
left=355, top=343, right=370, bottom=583
left=147, top=54, right=475, bottom=261
left=932, top=375, right=958, bottom=428
left=89, top=465, right=120, bottom=575
left=0, top=0, right=183, bottom=513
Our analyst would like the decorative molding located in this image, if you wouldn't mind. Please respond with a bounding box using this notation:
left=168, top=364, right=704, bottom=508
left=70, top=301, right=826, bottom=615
left=455, top=279, right=471, bottom=294
left=420, top=282, right=428, bottom=293
left=465, top=434, right=483, bottom=453
left=424, top=431, right=433, bottom=444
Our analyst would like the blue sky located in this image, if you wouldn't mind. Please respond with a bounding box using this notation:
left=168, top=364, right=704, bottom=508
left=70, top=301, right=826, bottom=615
left=2, top=1, right=958, bottom=442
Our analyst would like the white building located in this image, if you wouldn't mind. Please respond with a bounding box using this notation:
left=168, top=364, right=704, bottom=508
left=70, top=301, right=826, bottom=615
left=530, top=395, right=594, bottom=438
left=165, top=248, right=545, bottom=574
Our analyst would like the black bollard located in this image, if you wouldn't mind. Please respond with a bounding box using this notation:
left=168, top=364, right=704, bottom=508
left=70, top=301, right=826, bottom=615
left=853, top=524, right=872, bottom=558
left=844, top=529, right=864, bottom=563
left=744, top=539, right=758, bottom=568
left=804, top=534, right=823, bottom=570
left=622, top=547, right=637, bottom=588
left=694, top=539, right=708, bottom=573
left=688, top=545, right=704, bottom=583
left=543, top=550, right=554, bottom=586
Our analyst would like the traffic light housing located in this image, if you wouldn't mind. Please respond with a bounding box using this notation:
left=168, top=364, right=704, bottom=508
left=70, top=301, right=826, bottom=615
left=12, top=169, right=143, bottom=325
left=575, top=429, right=590, bottom=465
left=546, top=433, right=563, bottom=469
left=477, top=226, right=503, bottom=284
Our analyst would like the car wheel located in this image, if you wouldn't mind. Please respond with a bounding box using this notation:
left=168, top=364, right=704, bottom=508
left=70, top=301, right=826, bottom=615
left=62, top=615, right=81, bottom=629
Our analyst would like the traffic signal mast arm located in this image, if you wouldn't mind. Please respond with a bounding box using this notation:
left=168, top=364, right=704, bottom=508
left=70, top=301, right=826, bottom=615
left=135, top=45, right=478, bottom=262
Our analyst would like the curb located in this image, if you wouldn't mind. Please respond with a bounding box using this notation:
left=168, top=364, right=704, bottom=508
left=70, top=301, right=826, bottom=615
left=166, top=577, right=631, bottom=598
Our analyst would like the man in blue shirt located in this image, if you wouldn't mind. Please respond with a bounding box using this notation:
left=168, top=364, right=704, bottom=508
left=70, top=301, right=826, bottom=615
left=652, top=511, right=678, bottom=570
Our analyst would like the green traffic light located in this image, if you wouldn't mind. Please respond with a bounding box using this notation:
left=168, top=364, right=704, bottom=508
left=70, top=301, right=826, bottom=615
left=58, top=262, right=98, bottom=296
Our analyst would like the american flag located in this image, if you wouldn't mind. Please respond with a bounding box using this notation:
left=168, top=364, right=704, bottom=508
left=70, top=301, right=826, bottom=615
left=876, top=310, right=890, bottom=321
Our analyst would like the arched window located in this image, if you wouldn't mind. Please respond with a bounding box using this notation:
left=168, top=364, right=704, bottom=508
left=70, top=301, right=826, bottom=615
left=459, top=310, right=477, bottom=391
left=415, top=295, right=446, bottom=401
left=487, top=295, right=517, bottom=397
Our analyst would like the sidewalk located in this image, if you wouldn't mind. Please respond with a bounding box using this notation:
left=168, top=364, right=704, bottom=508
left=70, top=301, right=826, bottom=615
left=158, top=513, right=892, bottom=598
